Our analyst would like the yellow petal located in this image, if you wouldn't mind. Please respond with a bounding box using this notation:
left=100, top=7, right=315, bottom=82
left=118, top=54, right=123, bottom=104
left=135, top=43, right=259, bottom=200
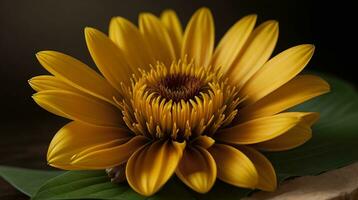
left=211, top=14, right=257, bottom=73
left=71, top=136, right=149, bottom=169
left=109, top=17, right=154, bottom=72
left=228, top=20, right=279, bottom=87
left=253, top=123, right=312, bottom=151
left=176, top=146, right=216, bottom=193
left=299, top=112, right=320, bottom=126
left=29, top=75, right=77, bottom=92
left=36, top=51, right=119, bottom=105
left=32, top=90, right=124, bottom=127
left=126, top=140, right=186, bottom=196
left=85, top=27, right=133, bottom=88
left=240, top=44, right=315, bottom=104
left=47, top=121, right=131, bottom=170
left=208, top=144, right=258, bottom=188
left=215, top=112, right=307, bottom=144
left=239, top=75, right=330, bottom=121
left=51, top=139, right=130, bottom=170
left=139, top=13, right=176, bottom=66
left=192, top=135, right=215, bottom=149
left=160, top=10, right=183, bottom=58
left=32, top=93, right=71, bottom=119
left=72, top=139, right=130, bottom=160
left=182, top=7, right=214, bottom=68
left=238, top=146, right=277, bottom=191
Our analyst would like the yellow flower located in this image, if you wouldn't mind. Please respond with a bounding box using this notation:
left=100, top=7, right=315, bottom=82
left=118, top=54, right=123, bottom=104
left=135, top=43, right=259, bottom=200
left=29, top=7, right=330, bottom=196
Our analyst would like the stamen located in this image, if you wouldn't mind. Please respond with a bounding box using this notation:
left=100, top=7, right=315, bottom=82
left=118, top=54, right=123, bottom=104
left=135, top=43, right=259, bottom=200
left=117, top=60, right=240, bottom=140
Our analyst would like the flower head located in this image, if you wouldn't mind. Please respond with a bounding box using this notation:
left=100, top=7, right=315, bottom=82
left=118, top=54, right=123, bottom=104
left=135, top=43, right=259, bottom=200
left=29, top=7, right=330, bottom=196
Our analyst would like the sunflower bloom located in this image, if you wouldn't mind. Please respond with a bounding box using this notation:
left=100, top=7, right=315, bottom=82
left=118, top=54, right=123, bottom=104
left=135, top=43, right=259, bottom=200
left=29, top=7, right=330, bottom=196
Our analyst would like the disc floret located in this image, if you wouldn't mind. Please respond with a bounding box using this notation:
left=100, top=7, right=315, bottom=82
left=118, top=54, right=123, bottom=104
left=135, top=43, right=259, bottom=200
left=117, top=60, right=240, bottom=141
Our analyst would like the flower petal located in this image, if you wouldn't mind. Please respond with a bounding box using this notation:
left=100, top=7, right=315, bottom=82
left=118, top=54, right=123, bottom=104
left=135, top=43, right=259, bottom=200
left=238, top=146, right=277, bottom=191
left=126, top=140, right=186, bottom=196
left=32, top=90, right=124, bottom=127
left=208, top=144, right=258, bottom=188
left=182, top=7, right=214, bottom=68
left=85, top=27, right=133, bottom=88
left=139, top=13, right=176, bottom=66
left=109, top=17, right=154, bottom=72
left=211, top=14, right=257, bottom=73
left=71, top=136, right=149, bottom=169
left=176, top=146, right=216, bottom=193
left=36, top=51, right=119, bottom=105
left=239, top=75, right=330, bottom=121
left=253, top=123, right=312, bottom=151
left=215, top=112, right=310, bottom=144
left=240, top=44, right=315, bottom=104
left=228, top=20, right=279, bottom=87
left=160, top=10, right=183, bottom=58
left=192, top=135, right=215, bottom=149
left=47, top=121, right=131, bottom=170
left=29, top=75, right=77, bottom=92
left=300, top=112, right=320, bottom=126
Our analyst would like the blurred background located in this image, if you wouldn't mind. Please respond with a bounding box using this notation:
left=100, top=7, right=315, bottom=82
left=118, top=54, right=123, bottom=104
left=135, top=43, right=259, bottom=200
left=0, top=0, right=356, bottom=198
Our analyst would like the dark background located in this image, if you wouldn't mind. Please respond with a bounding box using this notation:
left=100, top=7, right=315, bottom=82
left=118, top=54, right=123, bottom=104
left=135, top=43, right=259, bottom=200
left=0, top=0, right=356, bottom=198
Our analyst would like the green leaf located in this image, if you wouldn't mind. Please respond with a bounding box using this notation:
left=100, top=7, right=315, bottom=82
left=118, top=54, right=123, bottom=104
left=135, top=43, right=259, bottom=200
left=268, top=73, right=358, bottom=181
left=31, top=170, right=249, bottom=200
left=32, top=170, right=196, bottom=200
left=0, top=166, right=62, bottom=196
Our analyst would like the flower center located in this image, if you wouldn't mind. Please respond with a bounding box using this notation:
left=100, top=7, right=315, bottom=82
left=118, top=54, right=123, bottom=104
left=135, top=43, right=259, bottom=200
left=146, top=74, right=207, bottom=102
left=117, top=60, right=240, bottom=140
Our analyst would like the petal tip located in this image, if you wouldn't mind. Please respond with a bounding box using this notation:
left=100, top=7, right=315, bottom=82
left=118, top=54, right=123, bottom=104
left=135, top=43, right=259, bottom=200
left=308, top=44, right=315, bottom=52
left=272, top=20, right=279, bottom=27
left=303, top=112, right=320, bottom=125
left=84, top=26, right=95, bottom=33
left=138, top=12, right=157, bottom=25
left=139, top=12, right=153, bottom=18
left=261, top=173, right=277, bottom=192
left=31, top=93, right=39, bottom=99
left=246, top=14, right=258, bottom=20
left=198, top=7, right=210, bottom=11
left=84, top=27, right=100, bottom=38
left=27, top=78, right=34, bottom=84
left=262, top=182, right=277, bottom=192
left=28, top=79, right=38, bottom=90
left=249, top=13, right=258, bottom=17
left=265, top=20, right=279, bottom=28
left=47, top=162, right=54, bottom=167
left=324, top=80, right=331, bottom=92
left=110, top=16, right=127, bottom=25
left=196, top=7, right=212, bottom=16
left=47, top=152, right=57, bottom=165
left=35, top=51, right=46, bottom=60
left=161, top=9, right=175, bottom=15
left=109, top=17, right=118, bottom=25
left=36, top=50, right=57, bottom=61
left=301, top=44, right=315, bottom=53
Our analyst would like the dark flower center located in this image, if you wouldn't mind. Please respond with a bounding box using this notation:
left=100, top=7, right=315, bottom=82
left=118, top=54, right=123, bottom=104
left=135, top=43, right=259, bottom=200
left=147, top=74, right=207, bottom=102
